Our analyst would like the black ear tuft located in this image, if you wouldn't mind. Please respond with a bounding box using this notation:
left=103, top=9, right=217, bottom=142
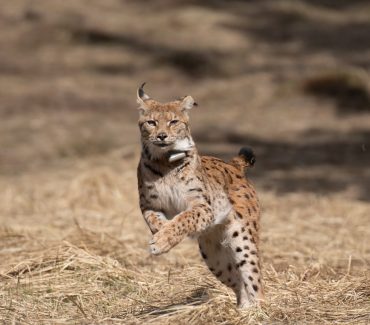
left=138, top=82, right=146, bottom=99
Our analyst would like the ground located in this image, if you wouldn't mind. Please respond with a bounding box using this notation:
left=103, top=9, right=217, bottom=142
left=0, top=0, right=369, bottom=324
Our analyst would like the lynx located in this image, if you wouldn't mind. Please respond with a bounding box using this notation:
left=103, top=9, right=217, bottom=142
left=136, top=84, right=263, bottom=307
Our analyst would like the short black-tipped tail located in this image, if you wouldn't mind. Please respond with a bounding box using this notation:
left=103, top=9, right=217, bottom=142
left=229, top=146, right=256, bottom=174
left=238, top=147, right=256, bottom=167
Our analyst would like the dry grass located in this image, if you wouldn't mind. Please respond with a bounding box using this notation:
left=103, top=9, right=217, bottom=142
left=1, top=155, right=369, bottom=324
left=1, top=0, right=370, bottom=323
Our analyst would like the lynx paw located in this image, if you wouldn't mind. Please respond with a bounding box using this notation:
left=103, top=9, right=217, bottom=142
left=149, top=232, right=172, bottom=255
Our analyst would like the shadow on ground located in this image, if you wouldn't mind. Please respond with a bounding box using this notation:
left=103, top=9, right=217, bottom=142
left=114, top=288, right=209, bottom=319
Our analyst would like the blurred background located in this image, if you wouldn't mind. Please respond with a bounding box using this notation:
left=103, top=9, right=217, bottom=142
left=1, top=1, right=370, bottom=323
left=1, top=0, right=369, bottom=200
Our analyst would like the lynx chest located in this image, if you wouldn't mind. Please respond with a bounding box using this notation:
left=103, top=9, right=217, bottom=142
left=147, top=176, right=188, bottom=219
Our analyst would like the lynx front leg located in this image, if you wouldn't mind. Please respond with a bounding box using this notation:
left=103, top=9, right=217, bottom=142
left=143, top=210, right=168, bottom=234
left=149, top=204, right=213, bottom=255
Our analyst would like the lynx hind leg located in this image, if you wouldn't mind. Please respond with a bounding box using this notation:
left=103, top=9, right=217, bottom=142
left=225, top=214, right=264, bottom=307
left=198, top=225, right=244, bottom=302
left=198, top=217, right=263, bottom=308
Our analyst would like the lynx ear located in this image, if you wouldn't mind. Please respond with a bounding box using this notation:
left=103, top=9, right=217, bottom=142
left=180, top=95, right=197, bottom=111
left=136, top=82, right=150, bottom=112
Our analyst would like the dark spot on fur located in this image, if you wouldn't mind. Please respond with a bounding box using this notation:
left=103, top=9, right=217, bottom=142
left=232, top=231, right=239, bottom=238
left=238, top=260, right=247, bottom=267
left=236, top=247, right=242, bottom=253
left=204, top=196, right=211, bottom=205
left=252, top=284, right=258, bottom=292
left=188, top=188, right=203, bottom=192
left=177, top=161, right=190, bottom=174
left=185, top=178, right=194, bottom=185
left=253, top=221, right=257, bottom=230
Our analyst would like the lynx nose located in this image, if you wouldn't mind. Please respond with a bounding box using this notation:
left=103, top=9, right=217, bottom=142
left=157, top=132, right=168, bottom=141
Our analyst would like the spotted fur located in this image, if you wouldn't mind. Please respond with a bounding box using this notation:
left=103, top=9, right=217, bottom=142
left=136, top=84, right=264, bottom=308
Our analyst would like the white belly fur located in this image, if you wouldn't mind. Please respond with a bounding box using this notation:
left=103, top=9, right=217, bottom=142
left=152, top=181, right=187, bottom=219
left=214, top=200, right=233, bottom=224
left=151, top=179, right=232, bottom=224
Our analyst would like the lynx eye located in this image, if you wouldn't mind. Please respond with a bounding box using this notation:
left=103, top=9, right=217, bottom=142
left=146, top=120, right=157, bottom=127
left=169, top=119, right=179, bottom=126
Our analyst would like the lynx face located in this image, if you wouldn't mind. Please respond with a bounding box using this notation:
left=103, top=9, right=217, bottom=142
left=137, top=85, right=196, bottom=159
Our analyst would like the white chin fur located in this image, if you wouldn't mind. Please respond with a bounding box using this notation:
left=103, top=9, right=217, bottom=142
left=173, top=138, right=194, bottom=151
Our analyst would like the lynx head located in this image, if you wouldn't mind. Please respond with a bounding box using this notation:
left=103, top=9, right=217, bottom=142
left=136, top=83, right=196, bottom=160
